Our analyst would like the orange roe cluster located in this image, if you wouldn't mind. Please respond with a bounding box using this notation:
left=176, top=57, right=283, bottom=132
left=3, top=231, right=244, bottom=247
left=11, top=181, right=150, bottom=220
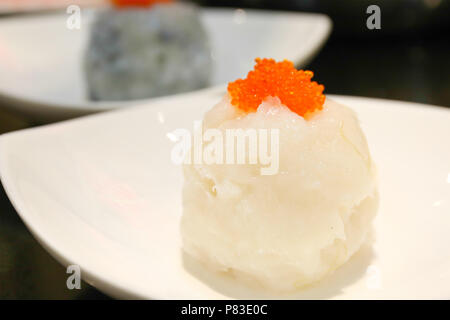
left=111, top=0, right=172, bottom=7
left=227, top=58, right=325, bottom=117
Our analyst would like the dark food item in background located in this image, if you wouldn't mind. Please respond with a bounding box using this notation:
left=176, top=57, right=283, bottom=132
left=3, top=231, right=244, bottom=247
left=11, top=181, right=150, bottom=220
left=84, top=1, right=212, bottom=101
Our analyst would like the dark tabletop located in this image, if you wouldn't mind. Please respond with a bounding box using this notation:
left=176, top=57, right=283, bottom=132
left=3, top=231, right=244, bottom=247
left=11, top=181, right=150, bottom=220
left=0, top=1, right=449, bottom=299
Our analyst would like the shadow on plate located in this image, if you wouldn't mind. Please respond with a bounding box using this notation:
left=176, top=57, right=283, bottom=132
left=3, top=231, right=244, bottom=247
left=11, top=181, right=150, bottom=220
left=182, top=242, right=374, bottom=299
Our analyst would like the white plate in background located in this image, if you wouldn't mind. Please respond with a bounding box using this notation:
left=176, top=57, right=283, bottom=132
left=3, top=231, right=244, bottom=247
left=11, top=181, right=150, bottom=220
left=0, top=90, right=449, bottom=299
left=0, top=0, right=103, bottom=14
left=0, top=8, right=331, bottom=122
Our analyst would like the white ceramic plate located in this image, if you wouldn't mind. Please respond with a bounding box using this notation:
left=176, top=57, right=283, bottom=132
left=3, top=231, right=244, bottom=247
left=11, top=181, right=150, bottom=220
left=0, top=8, right=331, bottom=122
left=1, top=89, right=449, bottom=299
left=0, top=0, right=104, bottom=14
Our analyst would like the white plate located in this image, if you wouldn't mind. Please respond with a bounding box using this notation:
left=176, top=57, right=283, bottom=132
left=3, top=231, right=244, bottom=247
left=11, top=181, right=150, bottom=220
left=0, top=8, right=331, bottom=122
left=0, top=0, right=104, bottom=14
left=1, top=90, right=449, bottom=299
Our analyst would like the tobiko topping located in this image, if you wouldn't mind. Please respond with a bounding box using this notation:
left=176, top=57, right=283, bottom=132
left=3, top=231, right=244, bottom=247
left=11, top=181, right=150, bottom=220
left=111, top=0, right=172, bottom=8
left=227, top=58, right=325, bottom=117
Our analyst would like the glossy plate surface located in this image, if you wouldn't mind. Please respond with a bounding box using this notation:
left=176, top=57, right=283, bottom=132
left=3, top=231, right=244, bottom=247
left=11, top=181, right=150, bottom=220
left=1, top=90, right=449, bottom=299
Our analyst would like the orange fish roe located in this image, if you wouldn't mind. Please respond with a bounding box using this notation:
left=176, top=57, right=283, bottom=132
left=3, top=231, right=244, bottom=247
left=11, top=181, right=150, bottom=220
left=227, top=58, right=325, bottom=117
left=111, top=0, right=172, bottom=7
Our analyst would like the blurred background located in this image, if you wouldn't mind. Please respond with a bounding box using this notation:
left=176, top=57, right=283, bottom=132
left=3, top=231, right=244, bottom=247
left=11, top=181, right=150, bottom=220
left=0, top=0, right=449, bottom=299
left=198, top=0, right=450, bottom=107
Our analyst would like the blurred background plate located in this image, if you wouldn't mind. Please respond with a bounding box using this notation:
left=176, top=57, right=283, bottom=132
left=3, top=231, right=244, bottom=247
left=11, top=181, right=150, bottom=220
left=0, top=0, right=104, bottom=15
left=0, top=8, right=331, bottom=122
